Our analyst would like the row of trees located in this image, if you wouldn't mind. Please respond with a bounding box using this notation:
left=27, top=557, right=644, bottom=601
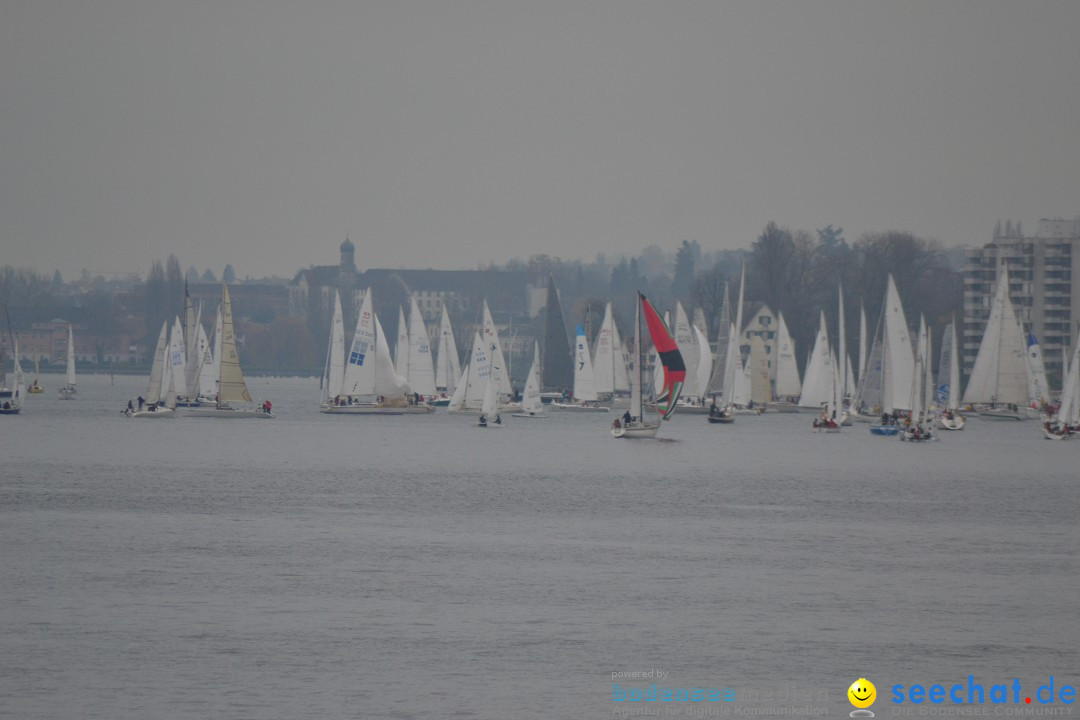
left=489, top=223, right=962, bottom=378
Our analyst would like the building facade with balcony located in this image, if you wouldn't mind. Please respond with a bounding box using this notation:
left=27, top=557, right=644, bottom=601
left=961, top=217, right=1080, bottom=384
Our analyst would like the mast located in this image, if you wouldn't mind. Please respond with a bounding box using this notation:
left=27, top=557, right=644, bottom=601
left=631, top=293, right=642, bottom=419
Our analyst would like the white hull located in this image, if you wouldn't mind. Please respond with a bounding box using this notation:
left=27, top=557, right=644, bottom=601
left=977, top=408, right=1036, bottom=421
left=900, top=431, right=937, bottom=442
left=1042, top=427, right=1071, bottom=440
left=186, top=407, right=275, bottom=419
left=59, top=385, right=77, bottom=398
left=321, top=404, right=434, bottom=415
left=766, top=402, right=800, bottom=414
left=124, top=408, right=175, bottom=419
left=612, top=422, right=660, bottom=439
left=937, top=414, right=966, bottom=430
left=550, top=402, right=609, bottom=412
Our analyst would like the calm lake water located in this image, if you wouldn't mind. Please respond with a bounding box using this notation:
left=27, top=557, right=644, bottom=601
left=2, top=374, right=1077, bottom=719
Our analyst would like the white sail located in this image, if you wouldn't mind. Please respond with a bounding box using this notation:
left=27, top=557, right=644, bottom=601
left=11, top=342, right=24, bottom=409
left=629, top=301, right=643, bottom=418
left=798, top=311, right=832, bottom=408
left=693, top=324, right=713, bottom=400
left=924, top=319, right=934, bottom=417
left=342, top=289, right=378, bottom=397
left=447, top=364, right=468, bottom=412
left=65, top=324, right=76, bottom=388
left=342, top=288, right=410, bottom=399
left=146, top=321, right=169, bottom=405
left=948, top=321, right=962, bottom=411
left=463, top=331, right=490, bottom=409
left=962, top=263, right=1030, bottom=406
left=592, top=303, right=618, bottom=395
left=521, top=342, right=543, bottom=414
left=858, top=304, right=867, bottom=387
left=481, top=301, right=512, bottom=395
left=218, top=284, right=252, bottom=404
left=910, top=318, right=928, bottom=422
left=395, top=306, right=409, bottom=378
left=196, top=322, right=215, bottom=400
left=1056, top=339, right=1080, bottom=426
left=573, top=324, right=598, bottom=401
left=434, top=304, right=461, bottom=394
left=407, top=296, right=437, bottom=396
left=325, top=291, right=346, bottom=401
left=828, top=349, right=842, bottom=419
left=774, top=312, right=801, bottom=399
left=881, top=275, right=915, bottom=413
left=673, top=302, right=699, bottom=397
left=183, top=287, right=199, bottom=394
left=164, top=359, right=177, bottom=410
left=1026, top=334, right=1049, bottom=407
left=611, top=315, right=631, bottom=392
left=168, top=317, right=188, bottom=399
left=938, top=320, right=962, bottom=412
left=749, top=335, right=772, bottom=404
left=213, top=305, right=223, bottom=392
left=734, top=353, right=752, bottom=406
left=481, top=374, right=498, bottom=417
left=838, top=284, right=848, bottom=399
left=845, top=355, right=856, bottom=402
left=720, top=322, right=740, bottom=408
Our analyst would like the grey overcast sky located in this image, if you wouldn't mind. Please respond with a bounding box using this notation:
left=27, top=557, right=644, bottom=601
left=2, top=1, right=1078, bottom=280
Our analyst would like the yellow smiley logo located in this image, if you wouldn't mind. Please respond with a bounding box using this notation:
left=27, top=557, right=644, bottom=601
left=848, top=678, right=876, bottom=709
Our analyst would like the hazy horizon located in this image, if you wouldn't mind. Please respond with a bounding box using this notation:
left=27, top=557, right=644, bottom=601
left=3, top=1, right=1079, bottom=280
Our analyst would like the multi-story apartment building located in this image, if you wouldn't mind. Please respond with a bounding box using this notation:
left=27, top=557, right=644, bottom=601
left=962, top=217, right=1080, bottom=384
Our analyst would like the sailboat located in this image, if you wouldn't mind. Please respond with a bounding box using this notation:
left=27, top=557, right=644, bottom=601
left=322, top=288, right=429, bottom=414
left=448, top=332, right=490, bottom=414
left=552, top=323, right=608, bottom=411
left=477, top=370, right=503, bottom=427
left=58, top=324, right=76, bottom=397
left=124, top=321, right=175, bottom=418
left=0, top=340, right=25, bottom=415
left=859, top=275, right=915, bottom=434
left=391, top=297, right=437, bottom=400
left=811, top=349, right=842, bottom=432
left=540, top=276, right=574, bottom=398
left=936, top=318, right=966, bottom=430
left=320, top=290, right=347, bottom=408
left=28, top=355, right=44, bottom=393
left=798, top=312, right=832, bottom=412
left=1042, top=335, right=1079, bottom=439
left=513, top=342, right=546, bottom=418
left=901, top=317, right=936, bottom=441
left=187, top=284, right=274, bottom=418
left=963, top=262, right=1037, bottom=420
left=612, top=293, right=685, bottom=439
left=767, top=312, right=801, bottom=412
left=591, top=302, right=630, bottom=401
left=433, top=304, right=461, bottom=405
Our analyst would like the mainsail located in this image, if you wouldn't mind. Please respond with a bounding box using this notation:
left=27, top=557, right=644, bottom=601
left=406, top=296, right=437, bottom=396
left=774, top=312, right=801, bottom=399
left=218, top=284, right=252, bottom=404
left=573, top=324, right=597, bottom=401
left=962, top=263, right=1030, bottom=406
left=540, top=276, right=573, bottom=390
left=434, top=304, right=461, bottom=394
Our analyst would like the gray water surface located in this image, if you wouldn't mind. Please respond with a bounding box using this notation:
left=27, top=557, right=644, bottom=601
left=2, top=374, right=1077, bottom=718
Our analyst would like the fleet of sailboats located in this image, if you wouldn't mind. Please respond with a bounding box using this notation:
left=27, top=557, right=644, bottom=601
left=9, top=269, right=1078, bottom=445
left=322, top=288, right=429, bottom=414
